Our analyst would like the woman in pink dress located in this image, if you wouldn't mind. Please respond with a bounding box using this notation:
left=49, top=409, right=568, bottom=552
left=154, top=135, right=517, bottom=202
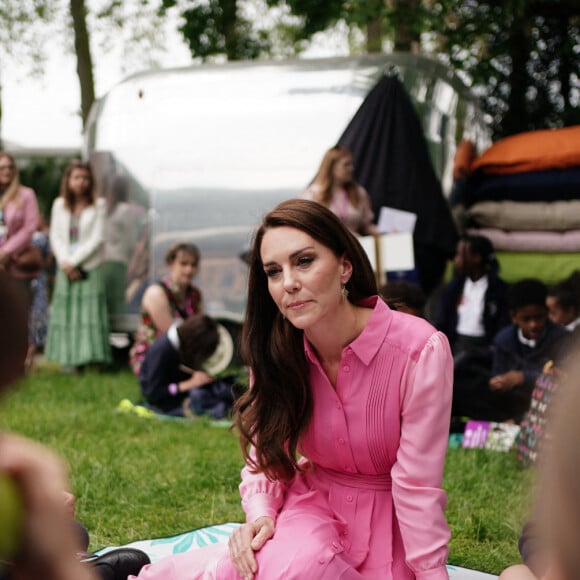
left=301, top=145, right=377, bottom=236
left=134, top=199, right=452, bottom=580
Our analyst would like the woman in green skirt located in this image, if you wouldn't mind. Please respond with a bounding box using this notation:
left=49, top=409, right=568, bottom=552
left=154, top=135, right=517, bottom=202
left=46, top=161, right=111, bottom=371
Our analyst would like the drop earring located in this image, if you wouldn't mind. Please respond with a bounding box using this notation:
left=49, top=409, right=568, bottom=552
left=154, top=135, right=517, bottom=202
left=341, top=285, right=349, bottom=301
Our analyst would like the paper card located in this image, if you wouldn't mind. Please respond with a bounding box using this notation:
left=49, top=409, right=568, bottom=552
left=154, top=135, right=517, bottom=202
left=357, top=233, right=415, bottom=275
left=377, top=206, right=417, bottom=234
left=358, top=235, right=377, bottom=270
left=378, top=232, right=415, bottom=272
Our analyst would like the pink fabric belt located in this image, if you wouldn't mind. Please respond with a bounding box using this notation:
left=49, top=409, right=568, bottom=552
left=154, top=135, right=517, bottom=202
left=315, top=465, right=392, bottom=491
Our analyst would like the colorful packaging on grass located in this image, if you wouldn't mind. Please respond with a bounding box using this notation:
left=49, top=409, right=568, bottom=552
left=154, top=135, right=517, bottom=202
left=462, top=421, right=520, bottom=452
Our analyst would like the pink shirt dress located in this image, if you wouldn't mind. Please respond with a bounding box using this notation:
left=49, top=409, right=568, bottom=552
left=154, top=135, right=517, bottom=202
left=134, top=297, right=453, bottom=580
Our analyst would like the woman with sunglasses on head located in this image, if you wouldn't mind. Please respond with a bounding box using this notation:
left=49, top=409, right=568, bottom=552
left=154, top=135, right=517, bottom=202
left=0, top=151, right=40, bottom=304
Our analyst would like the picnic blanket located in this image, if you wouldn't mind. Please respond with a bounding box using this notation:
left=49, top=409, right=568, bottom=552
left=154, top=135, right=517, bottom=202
left=95, top=522, right=498, bottom=579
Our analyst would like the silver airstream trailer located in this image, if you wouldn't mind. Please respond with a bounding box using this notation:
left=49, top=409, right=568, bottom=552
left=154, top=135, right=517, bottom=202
left=83, top=53, right=490, bottom=354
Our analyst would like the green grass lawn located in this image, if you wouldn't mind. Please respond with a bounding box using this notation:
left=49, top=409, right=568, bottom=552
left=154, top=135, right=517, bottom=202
left=0, top=365, right=534, bottom=575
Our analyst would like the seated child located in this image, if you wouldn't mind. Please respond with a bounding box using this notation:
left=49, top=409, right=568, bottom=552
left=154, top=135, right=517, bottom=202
left=489, top=278, right=568, bottom=423
left=546, top=277, right=580, bottom=334
left=139, top=314, right=236, bottom=419
left=436, top=235, right=511, bottom=420
left=500, top=352, right=580, bottom=580
left=436, top=234, right=510, bottom=355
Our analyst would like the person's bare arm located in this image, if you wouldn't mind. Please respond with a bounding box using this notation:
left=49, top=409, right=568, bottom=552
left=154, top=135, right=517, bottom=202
left=489, top=370, right=525, bottom=392
left=141, top=285, right=174, bottom=333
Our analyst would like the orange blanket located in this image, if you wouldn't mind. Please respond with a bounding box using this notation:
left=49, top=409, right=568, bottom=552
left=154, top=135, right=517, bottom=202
left=471, top=125, right=580, bottom=175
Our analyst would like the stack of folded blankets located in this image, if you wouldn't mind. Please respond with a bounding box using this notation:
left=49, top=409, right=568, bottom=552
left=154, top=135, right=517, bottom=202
left=463, top=125, right=580, bottom=285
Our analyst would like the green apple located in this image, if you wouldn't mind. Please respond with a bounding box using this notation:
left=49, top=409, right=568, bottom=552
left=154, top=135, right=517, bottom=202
left=0, top=472, right=23, bottom=562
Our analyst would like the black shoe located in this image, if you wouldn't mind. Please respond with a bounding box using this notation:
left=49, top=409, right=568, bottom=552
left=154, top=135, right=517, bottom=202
left=89, top=548, right=151, bottom=580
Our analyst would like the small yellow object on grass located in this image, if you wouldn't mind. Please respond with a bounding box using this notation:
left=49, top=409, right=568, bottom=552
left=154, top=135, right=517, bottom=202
left=117, top=399, right=156, bottom=419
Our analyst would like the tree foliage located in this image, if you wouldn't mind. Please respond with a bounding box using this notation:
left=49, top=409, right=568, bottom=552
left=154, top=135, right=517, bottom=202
left=160, top=0, right=275, bottom=60
left=272, top=0, right=579, bottom=137
left=0, top=1, right=55, bottom=61
left=262, top=0, right=421, bottom=52
left=0, top=0, right=177, bottom=134
left=1, top=0, right=578, bottom=141
left=427, top=0, right=580, bottom=138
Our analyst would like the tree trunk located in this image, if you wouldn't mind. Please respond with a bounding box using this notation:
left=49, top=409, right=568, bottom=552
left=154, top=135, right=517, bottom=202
left=503, top=5, right=529, bottom=135
left=367, top=17, right=382, bottom=53
left=220, top=0, right=239, bottom=60
left=392, top=0, right=421, bottom=53
left=557, top=15, right=574, bottom=125
left=69, top=0, right=95, bottom=128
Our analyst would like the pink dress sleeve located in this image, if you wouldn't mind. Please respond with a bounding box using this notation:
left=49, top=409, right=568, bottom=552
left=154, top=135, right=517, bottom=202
left=239, top=448, right=289, bottom=524
left=391, top=331, right=453, bottom=580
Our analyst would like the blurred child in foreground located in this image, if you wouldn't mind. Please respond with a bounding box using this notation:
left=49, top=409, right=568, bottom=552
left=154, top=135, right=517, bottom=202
left=500, top=353, right=580, bottom=580
left=0, top=271, right=96, bottom=580
left=0, top=272, right=149, bottom=580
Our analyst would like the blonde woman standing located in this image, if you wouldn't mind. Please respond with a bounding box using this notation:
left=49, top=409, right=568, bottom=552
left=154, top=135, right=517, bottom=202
left=0, top=151, right=40, bottom=301
left=301, top=145, right=378, bottom=236
left=46, top=161, right=111, bottom=371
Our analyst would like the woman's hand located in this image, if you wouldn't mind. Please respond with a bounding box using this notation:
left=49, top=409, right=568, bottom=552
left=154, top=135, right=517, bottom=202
left=66, top=269, right=83, bottom=282
left=228, top=516, right=275, bottom=580
left=61, top=262, right=80, bottom=281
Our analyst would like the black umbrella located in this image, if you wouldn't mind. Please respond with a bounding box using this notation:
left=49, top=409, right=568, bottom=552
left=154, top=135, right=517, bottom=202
left=338, top=73, right=458, bottom=295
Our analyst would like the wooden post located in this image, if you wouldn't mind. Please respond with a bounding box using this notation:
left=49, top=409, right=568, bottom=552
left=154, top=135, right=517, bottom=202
left=374, top=234, right=387, bottom=287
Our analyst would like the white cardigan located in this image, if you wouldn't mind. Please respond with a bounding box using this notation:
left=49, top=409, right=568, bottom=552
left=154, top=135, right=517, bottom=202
left=50, top=197, right=106, bottom=271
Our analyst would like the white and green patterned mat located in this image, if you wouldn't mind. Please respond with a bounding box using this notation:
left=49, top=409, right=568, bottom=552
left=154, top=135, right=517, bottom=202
left=95, top=522, right=498, bottom=579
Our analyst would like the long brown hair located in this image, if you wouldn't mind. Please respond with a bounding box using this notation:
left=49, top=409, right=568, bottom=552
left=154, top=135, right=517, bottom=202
left=235, top=198, right=377, bottom=481
left=311, top=144, right=361, bottom=208
left=0, top=152, right=21, bottom=210
left=60, top=160, right=95, bottom=211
